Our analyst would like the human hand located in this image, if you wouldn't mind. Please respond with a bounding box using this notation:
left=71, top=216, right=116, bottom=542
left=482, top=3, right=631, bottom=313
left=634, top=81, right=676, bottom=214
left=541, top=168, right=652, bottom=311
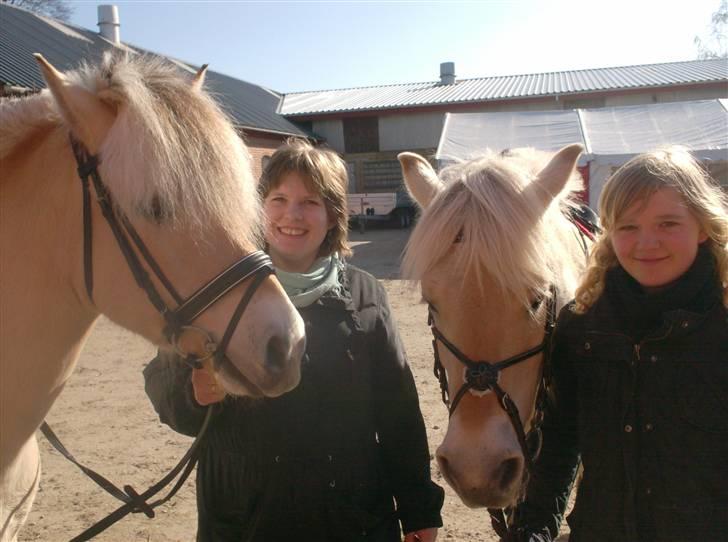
left=191, top=366, right=226, bottom=405
left=404, top=527, right=438, bottom=542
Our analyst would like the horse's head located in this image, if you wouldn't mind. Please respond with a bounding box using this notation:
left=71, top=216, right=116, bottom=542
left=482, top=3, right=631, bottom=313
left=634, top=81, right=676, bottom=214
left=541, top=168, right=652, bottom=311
left=35, top=54, right=305, bottom=398
left=399, top=145, right=587, bottom=508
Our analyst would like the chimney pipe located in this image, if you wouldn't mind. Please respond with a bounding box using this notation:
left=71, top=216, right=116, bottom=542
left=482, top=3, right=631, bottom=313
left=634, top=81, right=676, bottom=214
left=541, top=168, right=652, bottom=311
left=98, top=5, right=120, bottom=45
left=440, top=62, right=456, bottom=85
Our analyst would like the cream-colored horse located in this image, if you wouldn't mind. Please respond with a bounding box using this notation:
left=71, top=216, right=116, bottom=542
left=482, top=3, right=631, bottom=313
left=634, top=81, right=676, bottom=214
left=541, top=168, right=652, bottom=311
left=0, top=54, right=305, bottom=541
left=399, top=145, right=588, bottom=509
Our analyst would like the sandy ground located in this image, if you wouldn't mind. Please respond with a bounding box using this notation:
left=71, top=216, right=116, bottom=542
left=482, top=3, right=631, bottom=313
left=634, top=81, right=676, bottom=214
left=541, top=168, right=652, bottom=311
left=22, top=226, right=571, bottom=542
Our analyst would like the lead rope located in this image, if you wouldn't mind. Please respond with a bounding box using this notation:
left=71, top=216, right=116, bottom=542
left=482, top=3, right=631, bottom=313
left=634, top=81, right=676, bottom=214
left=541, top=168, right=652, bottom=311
left=40, top=405, right=213, bottom=542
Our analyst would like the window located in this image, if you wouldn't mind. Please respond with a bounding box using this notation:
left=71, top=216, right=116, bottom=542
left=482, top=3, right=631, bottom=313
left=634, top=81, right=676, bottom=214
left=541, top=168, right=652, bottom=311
left=343, top=117, right=379, bottom=153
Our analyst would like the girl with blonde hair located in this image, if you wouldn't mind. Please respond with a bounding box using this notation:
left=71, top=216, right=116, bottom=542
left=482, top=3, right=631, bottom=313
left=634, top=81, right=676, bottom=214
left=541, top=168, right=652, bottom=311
left=512, top=147, right=728, bottom=542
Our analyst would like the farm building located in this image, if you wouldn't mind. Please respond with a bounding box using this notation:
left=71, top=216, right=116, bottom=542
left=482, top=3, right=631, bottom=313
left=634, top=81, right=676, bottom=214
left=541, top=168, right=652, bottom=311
left=2, top=2, right=726, bottom=206
left=0, top=3, right=312, bottom=181
left=280, top=60, right=728, bottom=203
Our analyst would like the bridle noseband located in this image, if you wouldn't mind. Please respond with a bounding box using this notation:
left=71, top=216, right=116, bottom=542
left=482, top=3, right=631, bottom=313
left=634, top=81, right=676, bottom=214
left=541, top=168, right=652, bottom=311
left=429, top=285, right=557, bottom=471
left=71, top=137, right=273, bottom=369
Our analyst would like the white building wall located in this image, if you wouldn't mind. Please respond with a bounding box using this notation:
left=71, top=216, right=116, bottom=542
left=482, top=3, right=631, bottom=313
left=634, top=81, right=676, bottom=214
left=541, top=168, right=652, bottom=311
left=604, top=87, right=726, bottom=107
left=489, top=100, right=563, bottom=112
left=379, top=112, right=445, bottom=151
left=654, top=87, right=728, bottom=102
left=604, top=93, right=656, bottom=107
left=312, top=119, right=345, bottom=153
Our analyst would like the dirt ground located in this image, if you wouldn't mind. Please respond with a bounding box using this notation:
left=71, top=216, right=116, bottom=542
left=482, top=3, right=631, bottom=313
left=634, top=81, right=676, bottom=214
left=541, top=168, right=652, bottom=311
left=22, top=226, right=571, bottom=542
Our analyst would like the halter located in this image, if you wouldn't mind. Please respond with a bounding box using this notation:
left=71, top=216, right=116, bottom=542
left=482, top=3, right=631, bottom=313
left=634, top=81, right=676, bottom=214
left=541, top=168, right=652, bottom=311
left=429, top=284, right=557, bottom=472
left=71, top=137, right=274, bottom=369
left=40, top=137, right=277, bottom=542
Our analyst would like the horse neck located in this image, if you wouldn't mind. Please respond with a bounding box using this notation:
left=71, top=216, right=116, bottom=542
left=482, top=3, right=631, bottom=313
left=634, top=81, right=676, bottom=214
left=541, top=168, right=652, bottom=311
left=0, top=126, right=98, bottom=456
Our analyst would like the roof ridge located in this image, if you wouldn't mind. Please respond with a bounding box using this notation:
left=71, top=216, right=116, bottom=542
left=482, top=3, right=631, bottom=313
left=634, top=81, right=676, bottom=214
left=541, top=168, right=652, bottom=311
left=285, top=58, right=727, bottom=95
left=284, top=79, right=438, bottom=96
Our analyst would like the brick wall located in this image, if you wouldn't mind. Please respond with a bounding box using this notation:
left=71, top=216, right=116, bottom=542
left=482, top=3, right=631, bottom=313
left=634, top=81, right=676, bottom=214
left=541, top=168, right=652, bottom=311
left=241, top=130, right=289, bottom=181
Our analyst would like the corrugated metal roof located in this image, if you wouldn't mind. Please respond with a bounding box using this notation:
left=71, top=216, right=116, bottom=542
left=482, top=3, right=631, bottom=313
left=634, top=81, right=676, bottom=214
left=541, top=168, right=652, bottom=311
left=280, top=59, right=728, bottom=116
left=0, top=4, right=119, bottom=88
left=0, top=3, right=309, bottom=137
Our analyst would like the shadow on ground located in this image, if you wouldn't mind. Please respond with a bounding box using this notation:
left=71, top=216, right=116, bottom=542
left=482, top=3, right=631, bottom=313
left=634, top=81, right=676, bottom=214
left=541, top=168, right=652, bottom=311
left=348, top=223, right=412, bottom=279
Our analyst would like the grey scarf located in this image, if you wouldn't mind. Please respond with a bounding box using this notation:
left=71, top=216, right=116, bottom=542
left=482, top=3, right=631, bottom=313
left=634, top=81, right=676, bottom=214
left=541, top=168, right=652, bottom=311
left=275, top=254, right=343, bottom=308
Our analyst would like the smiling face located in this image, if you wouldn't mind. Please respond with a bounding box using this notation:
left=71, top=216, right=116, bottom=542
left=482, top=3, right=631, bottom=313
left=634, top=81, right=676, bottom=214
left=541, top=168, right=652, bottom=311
left=611, top=187, right=708, bottom=291
left=264, top=171, right=333, bottom=273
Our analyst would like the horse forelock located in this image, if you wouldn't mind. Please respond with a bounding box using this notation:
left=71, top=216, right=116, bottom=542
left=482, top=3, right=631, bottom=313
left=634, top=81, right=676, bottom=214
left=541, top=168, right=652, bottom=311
left=70, top=52, right=262, bottom=249
left=403, top=149, right=586, bottom=309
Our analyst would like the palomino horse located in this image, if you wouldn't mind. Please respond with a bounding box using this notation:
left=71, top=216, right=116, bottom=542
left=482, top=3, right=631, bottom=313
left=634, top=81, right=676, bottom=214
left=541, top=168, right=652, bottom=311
left=0, top=54, right=305, bottom=541
left=399, top=145, right=589, bottom=512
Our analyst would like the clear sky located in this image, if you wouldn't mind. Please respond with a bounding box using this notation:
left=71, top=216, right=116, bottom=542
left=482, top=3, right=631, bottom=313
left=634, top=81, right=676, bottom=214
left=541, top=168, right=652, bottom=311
left=68, top=0, right=723, bottom=93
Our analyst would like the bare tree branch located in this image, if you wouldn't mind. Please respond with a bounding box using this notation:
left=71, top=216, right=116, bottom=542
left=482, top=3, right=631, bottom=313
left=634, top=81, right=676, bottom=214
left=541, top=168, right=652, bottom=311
left=1, top=0, right=74, bottom=22
left=694, top=0, right=727, bottom=59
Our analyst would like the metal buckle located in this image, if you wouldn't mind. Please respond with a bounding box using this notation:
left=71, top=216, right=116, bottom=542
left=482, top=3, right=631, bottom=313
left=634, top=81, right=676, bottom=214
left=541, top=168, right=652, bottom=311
left=172, top=325, right=218, bottom=366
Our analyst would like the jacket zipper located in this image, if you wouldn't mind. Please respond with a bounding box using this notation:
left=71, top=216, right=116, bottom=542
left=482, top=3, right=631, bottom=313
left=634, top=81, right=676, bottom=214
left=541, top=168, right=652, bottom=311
left=632, top=325, right=673, bottom=364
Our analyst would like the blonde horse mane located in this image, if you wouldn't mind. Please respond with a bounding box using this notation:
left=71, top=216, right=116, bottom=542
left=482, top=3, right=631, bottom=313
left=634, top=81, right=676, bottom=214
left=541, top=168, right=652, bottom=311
left=402, top=148, right=587, bottom=307
left=0, top=52, right=261, bottom=249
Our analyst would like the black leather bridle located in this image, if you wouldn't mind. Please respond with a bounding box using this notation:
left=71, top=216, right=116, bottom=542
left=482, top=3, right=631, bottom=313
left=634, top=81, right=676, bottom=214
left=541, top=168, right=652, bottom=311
left=429, top=284, right=557, bottom=472
left=428, top=210, right=598, bottom=539
left=430, top=284, right=558, bottom=540
left=40, top=137, right=277, bottom=542
left=70, top=137, right=274, bottom=370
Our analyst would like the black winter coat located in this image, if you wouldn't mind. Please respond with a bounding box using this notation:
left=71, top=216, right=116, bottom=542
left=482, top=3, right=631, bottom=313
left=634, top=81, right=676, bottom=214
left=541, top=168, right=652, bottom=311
left=515, top=247, right=728, bottom=542
left=144, top=264, right=444, bottom=542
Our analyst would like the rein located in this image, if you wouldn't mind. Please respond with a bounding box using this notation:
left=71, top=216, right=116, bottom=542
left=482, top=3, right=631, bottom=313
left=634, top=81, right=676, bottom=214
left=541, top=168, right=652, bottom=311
left=41, top=137, right=273, bottom=541
left=427, top=207, right=598, bottom=538
left=40, top=408, right=212, bottom=542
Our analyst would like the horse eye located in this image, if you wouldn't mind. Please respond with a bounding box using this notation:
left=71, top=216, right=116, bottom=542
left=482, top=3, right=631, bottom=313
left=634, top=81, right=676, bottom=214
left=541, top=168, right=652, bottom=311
left=529, top=294, right=545, bottom=313
left=150, top=196, right=166, bottom=224
left=454, top=229, right=463, bottom=243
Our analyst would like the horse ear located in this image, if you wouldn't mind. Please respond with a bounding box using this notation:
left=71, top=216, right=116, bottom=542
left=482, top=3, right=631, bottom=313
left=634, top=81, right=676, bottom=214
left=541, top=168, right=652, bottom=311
left=398, top=152, right=443, bottom=208
left=533, top=143, right=583, bottom=204
left=192, top=64, right=209, bottom=91
left=34, top=54, right=115, bottom=154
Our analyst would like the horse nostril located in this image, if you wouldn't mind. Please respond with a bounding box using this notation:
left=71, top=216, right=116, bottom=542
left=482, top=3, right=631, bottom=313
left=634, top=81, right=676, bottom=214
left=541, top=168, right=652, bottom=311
left=436, top=451, right=450, bottom=477
left=265, top=335, right=288, bottom=375
left=495, top=457, right=522, bottom=492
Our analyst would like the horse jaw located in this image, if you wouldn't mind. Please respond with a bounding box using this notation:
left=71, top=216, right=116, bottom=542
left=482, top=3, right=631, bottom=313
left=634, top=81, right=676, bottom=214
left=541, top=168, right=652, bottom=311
left=398, top=152, right=443, bottom=208
left=34, top=54, right=115, bottom=154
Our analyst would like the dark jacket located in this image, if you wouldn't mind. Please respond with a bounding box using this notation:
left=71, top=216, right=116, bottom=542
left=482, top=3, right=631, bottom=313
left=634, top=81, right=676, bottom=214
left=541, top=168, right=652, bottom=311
left=144, top=264, right=444, bottom=542
left=515, top=247, right=728, bottom=542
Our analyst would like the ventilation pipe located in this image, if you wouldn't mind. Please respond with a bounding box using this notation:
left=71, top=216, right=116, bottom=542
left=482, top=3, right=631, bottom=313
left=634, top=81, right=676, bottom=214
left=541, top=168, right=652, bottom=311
left=98, top=5, right=120, bottom=45
left=440, top=62, right=456, bottom=85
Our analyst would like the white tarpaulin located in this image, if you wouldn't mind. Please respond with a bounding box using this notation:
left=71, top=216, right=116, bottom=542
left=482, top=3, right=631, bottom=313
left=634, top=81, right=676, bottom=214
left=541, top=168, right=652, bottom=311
left=581, top=100, right=727, bottom=159
left=436, top=100, right=728, bottom=206
left=581, top=101, right=728, bottom=203
left=437, top=109, right=585, bottom=161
